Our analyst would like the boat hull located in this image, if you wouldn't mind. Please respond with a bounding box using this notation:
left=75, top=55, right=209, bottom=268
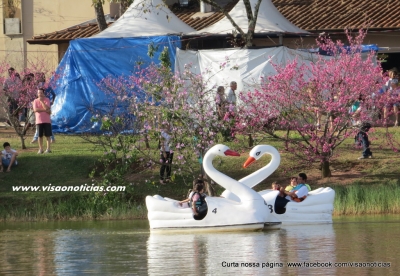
left=260, top=187, right=335, bottom=225
left=146, top=195, right=268, bottom=231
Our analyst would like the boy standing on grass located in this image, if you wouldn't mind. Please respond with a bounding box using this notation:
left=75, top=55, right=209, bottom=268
left=1, top=142, right=18, bottom=172
left=356, top=122, right=372, bottom=160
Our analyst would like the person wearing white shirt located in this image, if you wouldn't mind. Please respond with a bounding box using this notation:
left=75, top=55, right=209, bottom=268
left=226, top=81, right=237, bottom=108
left=282, top=173, right=309, bottom=202
left=1, top=142, right=18, bottom=173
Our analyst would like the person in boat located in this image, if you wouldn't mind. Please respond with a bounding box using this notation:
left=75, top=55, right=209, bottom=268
left=178, top=188, right=195, bottom=208
left=285, top=177, right=298, bottom=192
left=297, top=173, right=311, bottom=191
left=272, top=182, right=286, bottom=198
left=179, top=177, right=208, bottom=208
left=281, top=173, right=309, bottom=202
left=271, top=182, right=280, bottom=191
left=191, top=181, right=208, bottom=220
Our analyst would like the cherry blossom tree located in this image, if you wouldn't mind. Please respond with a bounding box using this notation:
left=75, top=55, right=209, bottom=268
left=236, top=30, right=396, bottom=177
left=0, top=61, right=56, bottom=149
left=83, top=55, right=228, bottom=192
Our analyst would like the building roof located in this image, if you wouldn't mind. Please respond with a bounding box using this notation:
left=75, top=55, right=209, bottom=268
left=27, top=22, right=113, bottom=45
left=28, top=0, right=400, bottom=45
left=171, top=0, right=239, bottom=31
left=272, top=0, right=400, bottom=31
left=27, top=1, right=238, bottom=44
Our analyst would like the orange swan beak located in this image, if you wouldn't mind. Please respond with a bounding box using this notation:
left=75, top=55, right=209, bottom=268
left=243, top=157, right=256, bottom=168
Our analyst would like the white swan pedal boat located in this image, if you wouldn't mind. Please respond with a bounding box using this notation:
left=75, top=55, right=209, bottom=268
left=222, top=145, right=335, bottom=225
left=146, top=145, right=272, bottom=231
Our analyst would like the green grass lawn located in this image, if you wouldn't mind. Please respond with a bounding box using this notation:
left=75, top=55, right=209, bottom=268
left=0, top=127, right=399, bottom=220
left=0, top=134, right=100, bottom=190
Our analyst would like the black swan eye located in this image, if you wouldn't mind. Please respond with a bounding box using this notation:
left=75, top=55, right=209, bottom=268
left=256, top=151, right=261, bottom=156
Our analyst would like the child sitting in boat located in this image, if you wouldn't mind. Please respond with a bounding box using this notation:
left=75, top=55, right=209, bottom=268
left=272, top=182, right=286, bottom=198
left=178, top=189, right=195, bottom=208
left=271, top=182, right=280, bottom=190
left=191, top=182, right=208, bottom=220
left=285, top=177, right=298, bottom=192
left=178, top=177, right=207, bottom=208
left=286, top=174, right=312, bottom=191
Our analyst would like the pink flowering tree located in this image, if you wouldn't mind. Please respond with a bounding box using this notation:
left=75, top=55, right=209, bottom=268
left=131, top=63, right=226, bottom=189
left=236, top=30, right=396, bottom=177
left=84, top=58, right=227, bottom=191
left=0, top=60, right=56, bottom=149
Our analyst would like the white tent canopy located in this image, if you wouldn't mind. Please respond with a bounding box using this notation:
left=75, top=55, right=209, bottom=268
left=94, top=0, right=195, bottom=38
left=192, top=0, right=308, bottom=35
left=175, top=47, right=320, bottom=94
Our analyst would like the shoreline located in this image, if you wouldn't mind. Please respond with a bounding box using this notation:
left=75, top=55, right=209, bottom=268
left=1, top=212, right=399, bottom=223
left=2, top=182, right=400, bottom=222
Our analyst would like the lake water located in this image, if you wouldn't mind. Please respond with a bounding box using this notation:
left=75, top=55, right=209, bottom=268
left=1, top=215, right=399, bottom=275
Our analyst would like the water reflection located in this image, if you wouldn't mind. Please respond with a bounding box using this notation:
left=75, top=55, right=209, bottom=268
left=1, top=217, right=399, bottom=275
left=1, top=229, right=56, bottom=275
left=0, top=221, right=150, bottom=275
left=147, top=224, right=336, bottom=275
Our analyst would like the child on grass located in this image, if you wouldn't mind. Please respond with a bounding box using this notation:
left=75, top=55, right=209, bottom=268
left=355, top=122, right=372, bottom=160
left=1, top=142, right=18, bottom=172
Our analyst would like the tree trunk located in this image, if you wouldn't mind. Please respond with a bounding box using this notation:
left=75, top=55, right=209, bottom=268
left=321, top=159, right=332, bottom=178
left=144, top=134, right=150, bottom=149
left=245, top=19, right=255, bottom=48
left=19, top=134, right=26, bottom=149
left=248, top=134, right=253, bottom=147
left=94, top=2, right=108, bottom=31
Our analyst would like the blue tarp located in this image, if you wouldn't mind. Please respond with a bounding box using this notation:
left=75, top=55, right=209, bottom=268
left=51, top=36, right=180, bottom=133
left=301, top=44, right=380, bottom=55
left=319, top=44, right=379, bottom=56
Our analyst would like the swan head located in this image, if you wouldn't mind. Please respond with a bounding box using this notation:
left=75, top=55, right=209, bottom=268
left=243, top=145, right=276, bottom=168
left=210, top=144, right=240, bottom=157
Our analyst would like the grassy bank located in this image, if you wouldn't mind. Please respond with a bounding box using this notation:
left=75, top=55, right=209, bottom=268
left=2, top=181, right=400, bottom=221
left=333, top=181, right=400, bottom=215
left=0, top=127, right=399, bottom=221
left=0, top=193, right=147, bottom=222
